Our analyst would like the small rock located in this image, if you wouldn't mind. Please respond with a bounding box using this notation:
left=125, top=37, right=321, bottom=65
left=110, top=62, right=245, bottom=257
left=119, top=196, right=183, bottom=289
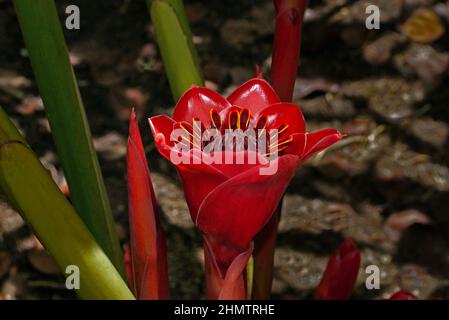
left=297, top=94, right=355, bottom=119
left=363, top=32, right=407, bottom=65
left=280, top=196, right=391, bottom=249
left=274, top=248, right=327, bottom=294
left=409, top=117, right=449, bottom=147
left=15, top=96, right=43, bottom=115
left=0, top=69, right=31, bottom=97
left=293, top=78, right=339, bottom=100
left=93, top=132, right=127, bottom=161
left=280, top=195, right=349, bottom=235
left=0, top=200, right=25, bottom=236
left=151, top=173, right=193, bottom=229
left=376, top=142, right=449, bottom=191
left=403, top=44, right=449, bottom=86
left=341, top=79, right=425, bottom=121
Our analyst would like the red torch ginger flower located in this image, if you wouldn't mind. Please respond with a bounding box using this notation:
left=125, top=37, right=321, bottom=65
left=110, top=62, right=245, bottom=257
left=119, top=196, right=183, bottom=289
left=315, top=238, right=361, bottom=300
left=149, top=78, right=342, bottom=299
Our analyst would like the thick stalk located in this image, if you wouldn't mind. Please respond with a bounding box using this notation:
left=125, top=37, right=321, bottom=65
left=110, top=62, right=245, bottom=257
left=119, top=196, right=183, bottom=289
left=270, top=0, right=307, bottom=102
left=253, top=0, right=308, bottom=299
left=13, top=0, right=123, bottom=273
left=147, top=0, right=204, bottom=101
left=0, top=107, right=134, bottom=300
left=252, top=205, right=281, bottom=299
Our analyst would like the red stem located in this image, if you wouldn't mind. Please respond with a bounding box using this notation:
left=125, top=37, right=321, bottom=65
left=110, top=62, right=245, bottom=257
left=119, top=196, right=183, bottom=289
left=252, top=205, right=281, bottom=299
left=270, top=0, right=308, bottom=102
left=252, top=0, right=308, bottom=299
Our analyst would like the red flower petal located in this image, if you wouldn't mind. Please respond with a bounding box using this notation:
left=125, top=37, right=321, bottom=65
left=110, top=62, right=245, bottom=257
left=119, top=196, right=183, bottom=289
left=196, top=154, right=300, bottom=263
left=149, top=115, right=208, bottom=167
left=205, top=150, right=269, bottom=178
left=148, top=115, right=177, bottom=158
left=302, top=129, right=343, bottom=160
left=255, top=102, right=306, bottom=135
left=285, top=133, right=306, bottom=157
left=177, top=162, right=228, bottom=222
left=227, top=78, right=280, bottom=114
left=173, top=86, right=231, bottom=126
left=127, top=110, right=168, bottom=299
left=172, top=150, right=278, bottom=229
left=315, top=238, right=361, bottom=300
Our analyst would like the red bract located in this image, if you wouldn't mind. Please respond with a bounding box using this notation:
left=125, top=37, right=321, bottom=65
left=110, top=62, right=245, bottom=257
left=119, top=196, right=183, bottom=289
left=388, top=290, right=417, bottom=300
left=315, top=238, right=361, bottom=300
left=149, top=78, right=342, bottom=299
left=127, top=110, right=169, bottom=299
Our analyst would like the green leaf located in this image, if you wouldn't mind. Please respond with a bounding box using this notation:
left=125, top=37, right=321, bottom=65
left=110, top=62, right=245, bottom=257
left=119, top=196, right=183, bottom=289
left=147, top=0, right=204, bottom=101
left=0, top=106, right=134, bottom=300
left=12, top=0, right=123, bottom=274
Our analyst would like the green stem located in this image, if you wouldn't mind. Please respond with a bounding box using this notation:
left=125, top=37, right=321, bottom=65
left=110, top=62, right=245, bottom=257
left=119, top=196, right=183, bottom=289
left=13, top=0, right=123, bottom=274
left=0, top=107, right=134, bottom=300
left=147, top=0, right=204, bottom=101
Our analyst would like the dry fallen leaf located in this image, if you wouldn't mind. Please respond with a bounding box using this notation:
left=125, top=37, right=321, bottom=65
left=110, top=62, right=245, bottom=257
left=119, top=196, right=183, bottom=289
left=402, top=8, right=445, bottom=43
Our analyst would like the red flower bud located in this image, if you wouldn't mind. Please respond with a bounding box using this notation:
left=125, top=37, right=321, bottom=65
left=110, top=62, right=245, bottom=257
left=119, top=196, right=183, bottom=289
left=127, top=110, right=169, bottom=299
left=315, top=239, right=361, bottom=300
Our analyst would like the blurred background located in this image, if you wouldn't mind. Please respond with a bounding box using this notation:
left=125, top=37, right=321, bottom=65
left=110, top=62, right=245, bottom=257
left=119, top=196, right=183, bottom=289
left=1, top=0, right=449, bottom=299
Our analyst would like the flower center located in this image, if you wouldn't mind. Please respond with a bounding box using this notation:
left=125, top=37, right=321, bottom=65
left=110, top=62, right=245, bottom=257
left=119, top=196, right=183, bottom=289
left=177, top=108, right=292, bottom=157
